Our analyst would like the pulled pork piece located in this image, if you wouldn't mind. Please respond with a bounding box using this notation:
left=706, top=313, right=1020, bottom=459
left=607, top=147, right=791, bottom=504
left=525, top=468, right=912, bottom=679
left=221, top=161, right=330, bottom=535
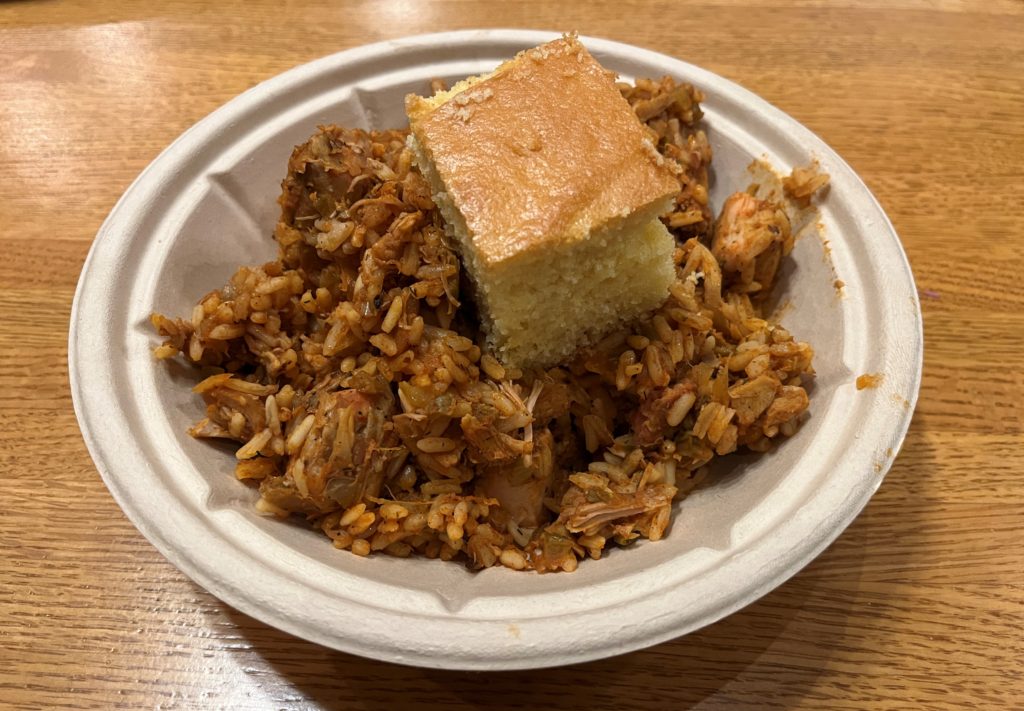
left=475, top=428, right=555, bottom=529
left=559, top=481, right=676, bottom=540
left=782, top=162, right=831, bottom=208
left=728, top=374, right=780, bottom=426
left=712, top=192, right=793, bottom=295
left=520, top=448, right=679, bottom=571
left=190, top=373, right=275, bottom=442
left=762, top=385, right=810, bottom=430
left=262, top=387, right=401, bottom=513
left=631, top=382, right=697, bottom=448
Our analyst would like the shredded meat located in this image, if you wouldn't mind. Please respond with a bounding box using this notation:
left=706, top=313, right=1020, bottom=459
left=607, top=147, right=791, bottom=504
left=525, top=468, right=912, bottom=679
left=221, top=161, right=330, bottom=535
left=712, top=192, right=793, bottom=295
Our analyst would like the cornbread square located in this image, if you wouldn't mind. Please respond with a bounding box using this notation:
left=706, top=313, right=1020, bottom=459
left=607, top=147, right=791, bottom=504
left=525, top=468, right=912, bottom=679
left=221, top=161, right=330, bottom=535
left=406, top=35, right=680, bottom=367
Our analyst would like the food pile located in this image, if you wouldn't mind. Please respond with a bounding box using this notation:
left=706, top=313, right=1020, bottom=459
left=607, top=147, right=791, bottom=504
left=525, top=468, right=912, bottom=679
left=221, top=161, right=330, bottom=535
left=153, top=69, right=825, bottom=572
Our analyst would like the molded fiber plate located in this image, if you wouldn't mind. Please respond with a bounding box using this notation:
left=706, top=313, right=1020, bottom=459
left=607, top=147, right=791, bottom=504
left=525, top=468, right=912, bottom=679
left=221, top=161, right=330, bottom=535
left=69, top=30, right=922, bottom=670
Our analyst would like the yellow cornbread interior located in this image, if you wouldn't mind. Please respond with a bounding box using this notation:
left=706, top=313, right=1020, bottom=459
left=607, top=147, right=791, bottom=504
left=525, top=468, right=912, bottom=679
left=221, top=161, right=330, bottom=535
left=411, top=132, right=675, bottom=367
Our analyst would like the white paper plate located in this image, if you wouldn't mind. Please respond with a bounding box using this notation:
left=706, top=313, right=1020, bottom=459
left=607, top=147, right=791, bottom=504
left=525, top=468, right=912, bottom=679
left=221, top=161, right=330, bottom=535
left=70, top=30, right=922, bottom=670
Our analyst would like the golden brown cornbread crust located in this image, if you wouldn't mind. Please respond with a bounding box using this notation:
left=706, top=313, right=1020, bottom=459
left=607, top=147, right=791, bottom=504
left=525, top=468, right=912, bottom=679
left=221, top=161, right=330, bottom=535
left=405, top=35, right=681, bottom=266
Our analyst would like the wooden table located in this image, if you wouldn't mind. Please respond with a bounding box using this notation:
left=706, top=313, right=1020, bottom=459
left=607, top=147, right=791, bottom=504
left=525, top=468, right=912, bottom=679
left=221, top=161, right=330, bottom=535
left=2, top=1, right=1022, bottom=708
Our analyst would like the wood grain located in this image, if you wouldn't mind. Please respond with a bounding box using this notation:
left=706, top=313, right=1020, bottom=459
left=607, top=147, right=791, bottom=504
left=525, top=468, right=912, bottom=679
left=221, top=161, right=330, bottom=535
left=2, top=1, right=1022, bottom=708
